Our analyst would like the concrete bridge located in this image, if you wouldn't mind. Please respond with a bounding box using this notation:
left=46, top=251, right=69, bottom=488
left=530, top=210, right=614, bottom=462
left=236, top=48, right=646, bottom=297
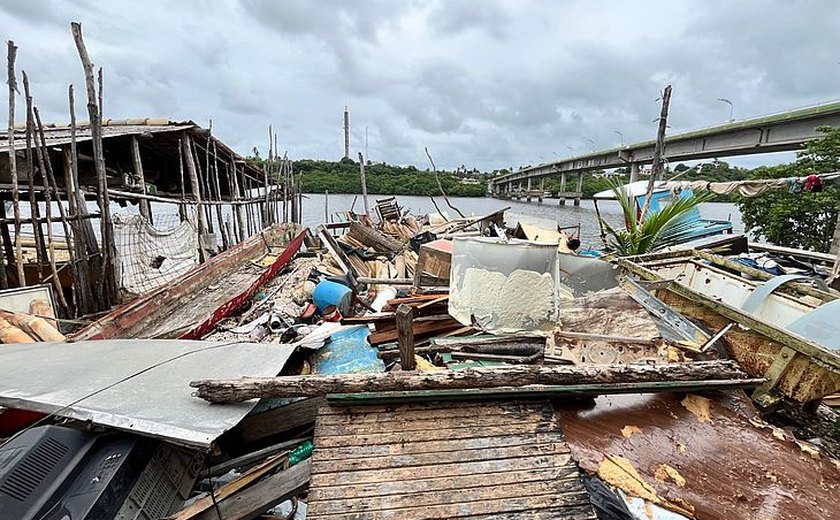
left=491, top=100, right=840, bottom=205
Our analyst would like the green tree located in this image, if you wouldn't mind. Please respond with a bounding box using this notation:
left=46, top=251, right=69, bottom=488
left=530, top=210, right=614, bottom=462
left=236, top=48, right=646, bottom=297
left=737, top=126, right=840, bottom=252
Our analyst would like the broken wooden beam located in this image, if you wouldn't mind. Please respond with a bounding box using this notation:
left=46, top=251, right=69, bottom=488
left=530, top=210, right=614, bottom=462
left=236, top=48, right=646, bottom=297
left=348, top=221, right=404, bottom=253
left=190, top=360, right=757, bottom=403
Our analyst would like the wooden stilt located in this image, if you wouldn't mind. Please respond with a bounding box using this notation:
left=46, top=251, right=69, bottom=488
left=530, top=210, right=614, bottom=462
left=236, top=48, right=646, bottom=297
left=210, top=140, right=228, bottom=250
left=22, top=73, right=46, bottom=281
left=182, top=134, right=206, bottom=262
left=130, top=136, right=151, bottom=223
left=177, top=137, right=187, bottom=222
left=71, top=22, right=117, bottom=306
left=31, top=106, right=70, bottom=314
left=7, top=41, right=25, bottom=287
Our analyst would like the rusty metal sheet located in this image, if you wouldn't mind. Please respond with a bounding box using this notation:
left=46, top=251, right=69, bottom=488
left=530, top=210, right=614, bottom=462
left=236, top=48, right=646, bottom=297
left=556, top=391, right=840, bottom=520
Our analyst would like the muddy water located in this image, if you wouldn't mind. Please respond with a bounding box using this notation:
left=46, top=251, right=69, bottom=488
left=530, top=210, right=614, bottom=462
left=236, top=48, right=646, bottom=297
left=302, top=194, right=744, bottom=250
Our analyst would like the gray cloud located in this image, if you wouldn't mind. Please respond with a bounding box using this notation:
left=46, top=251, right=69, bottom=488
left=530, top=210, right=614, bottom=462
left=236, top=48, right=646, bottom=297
left=0, top=0, right=836, bottom=170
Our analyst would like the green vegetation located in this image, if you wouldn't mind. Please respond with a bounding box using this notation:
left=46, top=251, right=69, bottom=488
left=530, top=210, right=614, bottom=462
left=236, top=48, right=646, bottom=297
left=736, top=126, right=840, bottom=253
left=599, top=180, right=713, bottom=256
left=292, top=158, right=488, bottom=197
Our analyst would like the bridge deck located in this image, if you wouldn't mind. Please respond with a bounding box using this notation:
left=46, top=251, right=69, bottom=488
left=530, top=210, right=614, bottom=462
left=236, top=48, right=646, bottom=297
left=307, top=399, right=597, bottom=519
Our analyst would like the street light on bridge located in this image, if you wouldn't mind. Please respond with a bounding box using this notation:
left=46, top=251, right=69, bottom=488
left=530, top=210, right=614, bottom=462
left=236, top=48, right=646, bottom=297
left=717, top=98, right=734, bottom=122
left=613, top=130, right=624, bottom=147
left=586, top=138, right=595, bottom=152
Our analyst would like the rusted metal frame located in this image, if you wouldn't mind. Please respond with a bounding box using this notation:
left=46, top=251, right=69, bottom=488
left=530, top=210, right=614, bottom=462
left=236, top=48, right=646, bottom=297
left=751, top=346, right=800, bottom=408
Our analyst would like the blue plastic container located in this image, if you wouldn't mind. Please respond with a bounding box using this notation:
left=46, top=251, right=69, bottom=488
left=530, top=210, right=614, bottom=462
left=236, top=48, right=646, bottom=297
left=312, top=279, right=353, bottom=316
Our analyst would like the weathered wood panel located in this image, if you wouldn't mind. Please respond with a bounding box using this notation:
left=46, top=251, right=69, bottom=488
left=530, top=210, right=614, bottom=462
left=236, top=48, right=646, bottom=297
left=307, top=399, right=596, bottom=519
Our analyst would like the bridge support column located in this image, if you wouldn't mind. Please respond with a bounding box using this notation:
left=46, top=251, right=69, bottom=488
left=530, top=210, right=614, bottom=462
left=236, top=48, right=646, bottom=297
left=518, top=181, right=523, bottom=200
left=574, top=172, right=583, bottom=206
left=538, top=178, right=545, bottom=202
left=526, top=178, right=532, bottom=201
left=629, top=163, right=639, bottom=183
left=559, top=172, right=567, bottom=206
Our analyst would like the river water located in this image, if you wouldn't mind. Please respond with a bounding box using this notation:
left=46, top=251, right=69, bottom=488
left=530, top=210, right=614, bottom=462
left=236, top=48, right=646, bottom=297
left=301, top=194, right=744, bottom=250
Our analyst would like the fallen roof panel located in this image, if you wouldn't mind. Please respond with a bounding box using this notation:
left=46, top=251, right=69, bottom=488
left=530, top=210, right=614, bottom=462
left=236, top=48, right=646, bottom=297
left=0, top=339, right=294, bottom=449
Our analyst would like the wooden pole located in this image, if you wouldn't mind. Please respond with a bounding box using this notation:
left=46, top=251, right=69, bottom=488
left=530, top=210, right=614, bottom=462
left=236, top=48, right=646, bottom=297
left=22, top=73, right=47, bottom=280
left=230, top=158, right=245, bottom=242
left=71, top=22, right=116, bottom=306
left=67, top=85, right=98, bottom=311
left=30, top=107, right=70, bottom=314
left=324, top=189, right=329, bottom=223
left=7, top=41, right=25, bottom=287
left=130, top=136, right=151, bottom=223
left=177, top=137, right=187, bottom=222
left=358, top=152, right=369, bottom=216
left=210, top=140, right=228, bottom=250
left=396, top=304, right=416, bottom=371
left=194, top=136, right=214, bottom=234
left=639, top=84, right=672, bottom=222
left=190, top=360, right=755, bottom=403
left=181, top=134, right=206, bottom=262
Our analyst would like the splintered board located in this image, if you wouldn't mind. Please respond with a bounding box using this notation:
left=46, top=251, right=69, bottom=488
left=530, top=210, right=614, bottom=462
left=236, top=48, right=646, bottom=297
left=307, top=399, right=597, bottom=520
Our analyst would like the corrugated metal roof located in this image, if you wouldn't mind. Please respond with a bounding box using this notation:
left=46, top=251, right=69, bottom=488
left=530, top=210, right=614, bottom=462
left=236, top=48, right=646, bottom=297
left=1, top=119, right=196, bottom=152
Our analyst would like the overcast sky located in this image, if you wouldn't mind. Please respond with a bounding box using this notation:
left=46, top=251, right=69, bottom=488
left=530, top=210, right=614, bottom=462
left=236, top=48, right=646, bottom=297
left=2, top=0, right=838, bottom=171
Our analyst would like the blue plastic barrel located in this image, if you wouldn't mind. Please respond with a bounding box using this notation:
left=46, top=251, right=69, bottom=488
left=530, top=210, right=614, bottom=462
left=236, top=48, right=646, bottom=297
left=312, top=279, right=353, bottom=316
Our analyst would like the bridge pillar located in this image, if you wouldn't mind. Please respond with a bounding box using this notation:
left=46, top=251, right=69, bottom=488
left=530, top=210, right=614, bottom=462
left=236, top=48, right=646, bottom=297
left=518, top=181, right=523, bottom=200
left=574, top=172, right=583, bottom=206
left=526, top=178, right=532, bottom=201
left=538, top=178, right=544, bottom=202
left=629, top=163, right=639, bottom=183
left=558, top=172, right=567, bottom=206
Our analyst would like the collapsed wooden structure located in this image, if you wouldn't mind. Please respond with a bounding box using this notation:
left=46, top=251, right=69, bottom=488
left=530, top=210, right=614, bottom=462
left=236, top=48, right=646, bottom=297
left=2, top=26, right=300, bottom=321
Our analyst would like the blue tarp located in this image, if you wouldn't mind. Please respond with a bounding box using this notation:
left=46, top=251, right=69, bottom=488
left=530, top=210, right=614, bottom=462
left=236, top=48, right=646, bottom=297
left=312, top=325, right=385, bottom=374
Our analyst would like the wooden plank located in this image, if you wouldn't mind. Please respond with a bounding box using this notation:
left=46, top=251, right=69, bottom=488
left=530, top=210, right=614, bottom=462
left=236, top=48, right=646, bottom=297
left=311, top=442, right=568, bottom=472
left=308, top=478, right=589, bottom=515
left=193, top=460, right=310, bottom=520
left=237, top=397, right=323, bottom=444
left=307, top=490, right=592, bottom=520
left=310, top=432, right=568, bottom=460
left=314, top=403, right=551, bottom=428
left=309, top=451, right=573, bottom=487
left=313, top=421, right=560, bottom=449
left=324, top=378, right=764, bottom=405
left=314, top=399, right=541, bottom=416
left=314, top=411, right=552, bottom=436
left=307, top=467, right=580, bottom=501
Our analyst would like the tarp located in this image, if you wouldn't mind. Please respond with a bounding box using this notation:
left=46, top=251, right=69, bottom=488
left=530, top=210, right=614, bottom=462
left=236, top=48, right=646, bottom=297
left=0, top=339, right=295, bottom=449
left=113, top=211, right=199, bottom=295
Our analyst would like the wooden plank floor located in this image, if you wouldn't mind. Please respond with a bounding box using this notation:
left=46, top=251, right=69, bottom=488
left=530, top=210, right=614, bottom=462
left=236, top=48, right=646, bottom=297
left=307, top=399, right=596, bottom=519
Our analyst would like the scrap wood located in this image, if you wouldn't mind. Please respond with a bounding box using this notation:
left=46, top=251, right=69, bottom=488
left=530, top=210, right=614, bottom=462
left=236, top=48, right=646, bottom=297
left=348, top=221, right=404, bottom=254
left=0, top=318, right=35, bottom=343
left=168, top=452, right=288, bottom=520
left=202, top=435, right=311, bottom=479
left=190, top=360, right=758, bottom=402
left=191, top=460, right=311, bottom=520
left=368, top=315, right=463, bottom=345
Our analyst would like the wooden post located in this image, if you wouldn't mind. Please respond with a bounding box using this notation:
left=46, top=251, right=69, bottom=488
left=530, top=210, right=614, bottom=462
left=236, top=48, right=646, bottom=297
left=396, top=304, right=416, bottom=371
left=230, top=158, right=245, bottom=242
left=67, top=85, right=98, bottom=312
left=71, top=22, right=117, bottom=306
left=22, top=73, right=47, bottom=281
left=194, top=137, right=214, bottom=234
left=358, top=152, right=369, bottom=216
left=324, top=189, right=329, bottom=223
left=7, top=41, right=24, bottom=287
left=177, top=137, right=187, bottom=222
left=211, top=141, right=229, bottom=250
left=31, top=107, right=70, bottom=314
left=130, top=136, right=152, bottom=223
left=640, top=84, right=672, bottom=222
left=181, top=134, right=206, bottom=262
